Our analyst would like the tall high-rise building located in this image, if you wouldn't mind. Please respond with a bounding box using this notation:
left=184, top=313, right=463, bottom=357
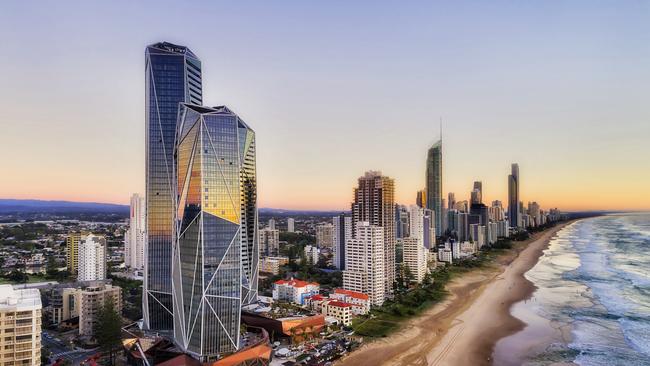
left=400, top=206, right=431, bottom=283
left=457, top=212, right=469, bottom=242
left=287, top=218, right=295, bottom=233
left=455, top=200, right=469, bottom=213
left=508, top=163, right=520, bottom=228
left=332, top=214, right=352, bottom=270
left=268, top=218, right=276, bottom=230
left=144, top=42, right=202, bottom=331
left=395, top=205, right=410, bottom=239
left=447, top=209, right=459, bottom=236
left=416, top=189, right=426, bottom=208
left=316, top=223, right=335, bottom=248
left=171, top=104, right=258, bottom=361
left=259, top=228, right=280, bottom=256
left=491, top=200, right=505, bottom=221
left=426, top=141, right=442, bottom=236
left=470, top=188, right=482, bottom=206
left=66, top=232, right=82, bottom=274
left=343, top=223, right=385, bottom=306
left=441, top=198, right=448, bottom=234
left=125, top=193, right=145, bottom=269
left=78, top=234, right=107, bottom=282
left=447, top=192, right=456, bottom=210
left=528, top=201, right=541, bottom=227
left=351, top=171, right=396, bottom=297
left=472, top=181, right=483, bottom=204
left=0, top=285, right=42, bottom=365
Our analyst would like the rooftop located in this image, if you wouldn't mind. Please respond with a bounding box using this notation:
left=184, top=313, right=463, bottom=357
left=0, top=285, right=41, bottom=310
left=333, top=288, right=369, bottom=300
left=275, top=278, right=319, bottom=288
left=326, top=300, right=352, bottom=308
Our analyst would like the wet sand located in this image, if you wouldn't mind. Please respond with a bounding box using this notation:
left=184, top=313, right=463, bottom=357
left=336, top=222, right=572, bottom=366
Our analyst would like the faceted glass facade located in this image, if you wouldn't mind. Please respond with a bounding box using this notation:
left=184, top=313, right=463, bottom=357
left=172, top=104, right=258, bottom=361
left=144, top=42, right=202, bottom=331
left=426, top=141, right=442, bottom=237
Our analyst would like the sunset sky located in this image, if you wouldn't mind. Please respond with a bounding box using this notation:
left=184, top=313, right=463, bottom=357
left=1, top=1, right=649, bottom=211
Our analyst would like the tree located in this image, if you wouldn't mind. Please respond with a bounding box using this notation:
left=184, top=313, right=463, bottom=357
left=95, top=298, right=122, bottom=365
left=6, top=270, right=28, bottom=283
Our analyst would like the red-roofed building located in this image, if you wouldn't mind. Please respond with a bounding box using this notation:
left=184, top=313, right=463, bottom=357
left=322, top=300, right=352, bottom=326
left=331, top=288, right=371, bottom=315
left=272, top=277, right=320, bottom=305
left=305, top=294, right=327, bottom=312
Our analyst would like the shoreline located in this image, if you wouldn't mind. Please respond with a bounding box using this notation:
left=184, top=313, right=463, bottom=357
left=336, top=221, right=573, bottom=366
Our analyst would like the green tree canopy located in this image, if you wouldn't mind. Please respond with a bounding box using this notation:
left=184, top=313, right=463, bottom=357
left=94, top=298, right=122, bottom=365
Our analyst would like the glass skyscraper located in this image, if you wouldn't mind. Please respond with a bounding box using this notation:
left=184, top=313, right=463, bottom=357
left=508, top=163, right=520, bottom=228
left=172, top=104, right=258, bottom=361
left=144, top=42, right=202, bottom=331
left=426, top=140, right=443, bottom=237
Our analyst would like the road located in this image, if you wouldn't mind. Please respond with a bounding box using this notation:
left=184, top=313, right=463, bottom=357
left=42, top=331, right=98, bottom=365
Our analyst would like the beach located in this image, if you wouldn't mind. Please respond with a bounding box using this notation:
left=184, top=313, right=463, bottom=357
left=337, top=222, right=572, bottom=366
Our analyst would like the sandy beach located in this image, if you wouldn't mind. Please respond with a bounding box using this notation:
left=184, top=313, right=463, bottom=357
left=337, top=222, right=572, bottom=366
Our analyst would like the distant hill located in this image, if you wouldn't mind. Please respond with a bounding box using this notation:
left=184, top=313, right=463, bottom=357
left=0, top=200, right=345, bottom=216
left=0, top=199, right=129, bottom=214
left=259, top=208, right=348, bottom=217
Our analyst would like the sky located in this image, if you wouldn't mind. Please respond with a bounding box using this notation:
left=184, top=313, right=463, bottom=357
left=1, top=0, right=649, bottom=211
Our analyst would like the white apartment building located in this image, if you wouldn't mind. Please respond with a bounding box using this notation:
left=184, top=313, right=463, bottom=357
left=342, top=222, right=385, bottom=307
left=496, top=220, right=510, bottom=238
left=304, top=245, right=319, bottom=265
left=272, top=278, right=320, bottom=305
left=402, top=237, right=428, bottom=283
left=125, top=193, right=145, bottom=269
left=78, top=234, right=107, bottom=282
left=401, top=206, right=431, bottom=283
left=488, top=222, right=498, bottom=244
left=316, top=223, right=334, bottom=248
left=260, top=228, right=280, bottom=256
left=470, top=224, right=487, bottom=249
left=0, top=285, right=42, bottom=366
left=287, top=218, right=295, bottom=233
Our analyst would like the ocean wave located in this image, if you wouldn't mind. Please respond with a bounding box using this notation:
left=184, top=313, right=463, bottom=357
left=522, top=215, right=650, bottom=365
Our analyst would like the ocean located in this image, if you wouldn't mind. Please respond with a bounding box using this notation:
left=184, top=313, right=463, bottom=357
left=493, top=214, right=650, bottom=366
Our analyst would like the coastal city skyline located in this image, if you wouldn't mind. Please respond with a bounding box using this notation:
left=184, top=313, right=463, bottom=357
left=0, top=3, right=648, bottom=365
left=2, top=1, right=650, bottom=211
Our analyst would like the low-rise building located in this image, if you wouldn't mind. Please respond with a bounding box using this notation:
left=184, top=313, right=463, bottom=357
left=330, top=288, right=370, bottom=315
left=0, top=285, right=42, bottom=365
left=259, top=256, right=289, bottom=275
left=321, top=300, right=352, bottom=326
left=438, top=247, right=453, bottom=263
left=305, top=294, right=327, bottom=312
left=272, top=278, right=319, bottom=305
